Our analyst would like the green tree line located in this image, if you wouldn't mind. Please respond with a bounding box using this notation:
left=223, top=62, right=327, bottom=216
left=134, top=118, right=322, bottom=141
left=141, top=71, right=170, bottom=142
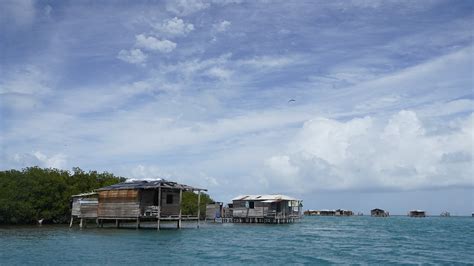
left=0, top=167, right=126, bottom=224
left=0, top=167, right=213, bottom=224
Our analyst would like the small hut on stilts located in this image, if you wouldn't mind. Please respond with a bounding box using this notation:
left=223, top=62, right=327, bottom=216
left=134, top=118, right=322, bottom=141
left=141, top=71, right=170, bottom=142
left=70, top=180, right=206, bottom=229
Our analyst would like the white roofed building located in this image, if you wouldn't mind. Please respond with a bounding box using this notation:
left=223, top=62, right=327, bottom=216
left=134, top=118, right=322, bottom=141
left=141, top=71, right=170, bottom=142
left=230, top=194, right=303, bottom=224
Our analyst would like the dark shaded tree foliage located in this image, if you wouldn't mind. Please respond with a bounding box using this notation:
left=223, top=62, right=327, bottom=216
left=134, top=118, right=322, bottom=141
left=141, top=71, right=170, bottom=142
left=181, top=191, right=213, bottom=219
left=0, top=167, right=125, bottom=224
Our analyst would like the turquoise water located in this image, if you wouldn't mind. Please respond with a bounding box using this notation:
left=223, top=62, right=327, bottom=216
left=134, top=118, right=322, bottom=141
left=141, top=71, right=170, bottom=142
left=1, top=216, right=473, bottom=264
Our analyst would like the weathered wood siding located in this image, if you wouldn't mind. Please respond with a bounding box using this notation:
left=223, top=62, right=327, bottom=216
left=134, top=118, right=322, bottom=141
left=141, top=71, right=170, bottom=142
left=98, top=189, right=140, bottom=218
left=206, top=203, right=221, bottom=219
left=72, top=198, right=98, bottom=218
left=80, top=202, right=98, bottom=218
left=160, top=189, right=180, bottom=216
left=71, top=198, right=81, bottom=216
left=139, top=189, right=156, bottom=215
left=233, top=207, right=265, bottom=217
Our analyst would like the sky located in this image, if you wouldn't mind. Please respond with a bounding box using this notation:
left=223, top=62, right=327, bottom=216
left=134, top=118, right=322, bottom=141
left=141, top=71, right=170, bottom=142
left=1, top=0, right=473, bottom=215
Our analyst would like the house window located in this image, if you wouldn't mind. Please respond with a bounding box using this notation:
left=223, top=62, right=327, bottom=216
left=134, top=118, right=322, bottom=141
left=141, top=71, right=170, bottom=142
left=166, top=194, right=173, bottom=204
left=249, top=201, right=254, bottom=209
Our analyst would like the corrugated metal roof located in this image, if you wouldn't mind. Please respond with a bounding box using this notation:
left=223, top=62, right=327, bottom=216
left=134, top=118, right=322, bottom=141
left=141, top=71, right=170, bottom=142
left=96, top=180, right=207, bottom=191
left=231, top=194, right=300, bottom=201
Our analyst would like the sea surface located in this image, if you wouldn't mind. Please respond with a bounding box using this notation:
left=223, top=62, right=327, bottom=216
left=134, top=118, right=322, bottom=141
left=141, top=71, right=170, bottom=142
left=1, top=216, right=473, bottom=265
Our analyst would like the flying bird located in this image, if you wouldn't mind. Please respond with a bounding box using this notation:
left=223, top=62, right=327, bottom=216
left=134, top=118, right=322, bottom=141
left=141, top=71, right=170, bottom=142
left=288, top=99, right=296, bottom=103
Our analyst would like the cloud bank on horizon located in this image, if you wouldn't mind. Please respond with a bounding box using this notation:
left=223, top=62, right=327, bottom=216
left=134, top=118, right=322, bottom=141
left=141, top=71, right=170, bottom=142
left=1, top=0, right=473, bottom=201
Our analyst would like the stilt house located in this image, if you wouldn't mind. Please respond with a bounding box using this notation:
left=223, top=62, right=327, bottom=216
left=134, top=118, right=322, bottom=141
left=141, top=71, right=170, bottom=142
left=71, top=180, right=206, bottom=229
left=335, top=209, right=354, bottom=216
left=231, top=194, right=303, bottom=223
left=408, top=210, right=426, bottom=217
left=371, top=208, right=389, bottom=217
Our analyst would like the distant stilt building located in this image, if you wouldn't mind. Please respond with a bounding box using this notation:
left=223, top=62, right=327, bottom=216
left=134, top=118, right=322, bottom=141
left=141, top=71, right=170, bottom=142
left=304, top=210, right=320, bottom=216
left=319, top=210, right=336, bottom=216
left=230, top=194, right=303, bottom=223
left=304, top=209, right=355, bottom=216
left=371, top=208, right=389, bottom=217
left=440, top=211, right=450, bottom=217
left=335, top=209, right=353, bottom=216
left=206, top=202, right=223, bottom=222
left=408, top=210, right=426, bottom=217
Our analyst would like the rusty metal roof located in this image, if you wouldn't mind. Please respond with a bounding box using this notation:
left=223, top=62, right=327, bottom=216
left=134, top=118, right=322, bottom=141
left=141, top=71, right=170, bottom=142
left=96, top=180, right=207, bottom=191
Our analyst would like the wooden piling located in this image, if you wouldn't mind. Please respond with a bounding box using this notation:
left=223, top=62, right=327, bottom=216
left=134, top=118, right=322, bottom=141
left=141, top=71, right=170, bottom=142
left=157, top=187, right=161, bottom=231
left=197, top=191, right=201, bottom=228
left=178, top=189, right=182, bottom=229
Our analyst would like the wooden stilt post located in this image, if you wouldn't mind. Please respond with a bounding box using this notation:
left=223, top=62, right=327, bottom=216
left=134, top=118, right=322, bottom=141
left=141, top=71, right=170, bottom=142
left=96, top=218, right=99, bottom=227
left=157, top=187, right=161, bottom=231
left=178, top=189, right=183, bottom=229
left=69, top=217, right=74, bottom=228
left=136, top=218, right=140, bottom=229
left=116, top=219, right=119, bottom=228
left=197, top=190, right=201, bottom=228
left=79, top=218, right=84, bottom=229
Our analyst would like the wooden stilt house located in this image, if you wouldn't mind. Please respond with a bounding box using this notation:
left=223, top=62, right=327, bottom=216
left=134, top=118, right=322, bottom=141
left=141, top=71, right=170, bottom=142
left=71, top=180, right=206, bottom=229
left=408, top=210, right=426, bottom=217
left=231, top=194, right=303, bottom=224
left=371, top=208, right=389, bottom=217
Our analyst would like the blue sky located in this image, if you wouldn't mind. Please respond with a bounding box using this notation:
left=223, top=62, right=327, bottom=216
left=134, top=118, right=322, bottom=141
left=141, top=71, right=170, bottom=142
left=1, top=0, right=473, bottom=215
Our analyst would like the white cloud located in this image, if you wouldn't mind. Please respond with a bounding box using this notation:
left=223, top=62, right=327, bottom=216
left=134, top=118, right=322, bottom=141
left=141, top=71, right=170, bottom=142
left=264, top=110, right=474, bottom=192
left=131, top=164, right=168, bottom=180
left=166, top=0, right=210, bottom=16
left=0, top=65, right=52, bottom=95
left=213, top=20, right=231, bottom=32
left=206, top=67, right=233, bottom=80
left=117, top=49, right=148, bottom=64
left=135, top=34, right=176, bottom=53
left=12, top=151, right=67, bottom=169
left=154, top=17, right=194, bottom=36
left=238, top=55, right=297, bottom=69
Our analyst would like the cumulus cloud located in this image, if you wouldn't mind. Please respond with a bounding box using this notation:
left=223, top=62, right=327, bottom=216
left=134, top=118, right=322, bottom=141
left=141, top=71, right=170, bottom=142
left=213, top=20, right=231, bottom=32
left=135, top=34, right=176, bottom=53
left=12, top=151, right=67, bottom=169
left=117, top=49, right=147, bottom=64
left=264, top=111, right=474, bottom=192
left=154, top=17, right=194, bottom=36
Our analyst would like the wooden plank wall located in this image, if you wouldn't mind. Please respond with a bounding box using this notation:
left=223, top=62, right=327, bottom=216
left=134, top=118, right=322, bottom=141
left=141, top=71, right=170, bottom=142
left=71, top=199, right=81, bottom=216
left=98, top=190, right=140, bottom=218
left=232, top=207, right=265, bottom=218
left=80, top=203, right=98, bottom=218
left=160, top=189, right=180, bottom=216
